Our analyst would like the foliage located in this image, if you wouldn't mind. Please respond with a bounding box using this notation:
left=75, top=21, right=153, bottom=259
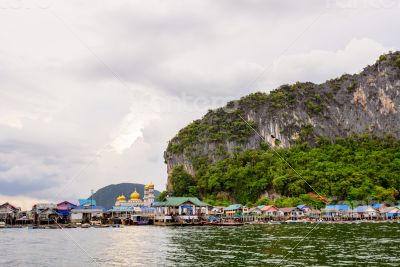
left=202, top=196, right=233, bottom=207
left=156, top=191, right=168, bottom=202
left=379, top=54, right=387, bottom=62
left=166, top=109, right=257, bottom=154
left=347, top=82, right=357, bottom=93
left=276, top=195, right=325, bottom=209
left=170, top=135, right=400, bottom=205
left=305, top=95, right=324, bottom=115
left=169, top=165, right=195, bottom=196
left=395, top=56, right=400, bottom=69
left=383, top=51, right=400, bottom=68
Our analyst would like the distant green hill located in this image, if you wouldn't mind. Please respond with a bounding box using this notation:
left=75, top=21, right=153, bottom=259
left=90, top=183, right=161, bottom=209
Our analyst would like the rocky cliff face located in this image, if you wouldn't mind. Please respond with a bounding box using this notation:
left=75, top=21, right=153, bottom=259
left=164, top=52, right=400, bottom=192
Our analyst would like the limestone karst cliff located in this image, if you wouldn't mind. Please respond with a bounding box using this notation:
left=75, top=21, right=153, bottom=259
left=164, top=52, right=400, bottom=198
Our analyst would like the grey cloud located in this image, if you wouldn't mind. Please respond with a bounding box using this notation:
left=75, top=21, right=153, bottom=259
left=0, top=180, right=54, bottom=196
left=0, top=1, right=398, bottom=203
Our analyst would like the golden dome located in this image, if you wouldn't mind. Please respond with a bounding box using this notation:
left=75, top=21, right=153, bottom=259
left=117, top=195, right=126, bottom=201
left=147, top=182, right=154, bottom=189
left=144, top=184, right=149, bottom=190
left=130, top=190, right=140, bottom=200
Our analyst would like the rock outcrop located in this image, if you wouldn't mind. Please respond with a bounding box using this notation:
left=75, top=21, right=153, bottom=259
left=164, top=52, right=400, bottom=192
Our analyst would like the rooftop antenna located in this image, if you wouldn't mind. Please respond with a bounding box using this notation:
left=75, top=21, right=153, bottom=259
left=90, top=189, right=94, bottom=221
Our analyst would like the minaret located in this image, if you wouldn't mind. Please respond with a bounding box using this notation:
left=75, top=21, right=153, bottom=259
left=147, top=182, right=155, bottom=206
left=143, top=183, right=155, bottom=206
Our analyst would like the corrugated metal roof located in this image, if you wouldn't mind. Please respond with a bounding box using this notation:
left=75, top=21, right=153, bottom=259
left=261, top=205, right=279, bottom=212
left=279, top=207, right=295, bottom=213
left=355, top=206, right=375, bottom=213
left=224, top=204, right=242, bottom=211
left=381, top=207, right=400, bottom=213
left=110, top=206, right=135, bottom=212
left=72, top=205, right=105, bottom=212
left=325, top=205, right=350, bottom=210
left=372, top=204, right=384, bottom=209
left=152, top=197, right=209, bottom=207
left=78, top=199, right=97, bottom=206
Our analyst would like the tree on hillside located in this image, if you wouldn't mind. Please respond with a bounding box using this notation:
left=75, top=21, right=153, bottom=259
left=170, top=165, right=195, bottom=196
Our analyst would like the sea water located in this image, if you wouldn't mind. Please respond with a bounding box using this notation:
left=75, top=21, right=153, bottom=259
left=0, top=223, right=399, bottom=266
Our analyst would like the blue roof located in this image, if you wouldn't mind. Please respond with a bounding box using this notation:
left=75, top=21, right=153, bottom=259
left=224, top=204, right=242, bottom=211
left=109, top=206, right=156, bottom=213
left=79, top=199, right=97, bottom=206
left=56, top=210, right=71, bottom=216
left=110, top=206, right=135, bottom=212
left=355, top=206, right=372, bottom=212
left=141, top=207, right=156, bottom=213
left=297, top=204, right=307, bottom=209
left=372, top=204, right=384, bottom=209
left=57, top=201, right=78, bottom=208
left=257, top=205, right=266, bottom=209
left=73, top=205, right=105, bottom=211
left=326, top=205, right=350, bottom=211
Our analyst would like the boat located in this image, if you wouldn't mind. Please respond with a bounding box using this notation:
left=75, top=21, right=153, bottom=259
left=0, top=222, right=5, bottom=228
left=30, top=225, right=47, bottom=229
left=64, top=224, right=78, bottom=229
left=47, top=225, right=61, bottom=229
left=131, top=215, right=150, bottom=225
left=93, top=224, right=109, bottom=228
left=81, top=223, right=91, bottom=228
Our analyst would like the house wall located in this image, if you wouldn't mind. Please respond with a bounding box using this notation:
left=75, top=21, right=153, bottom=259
left=71, top=213, right=83, bottom=222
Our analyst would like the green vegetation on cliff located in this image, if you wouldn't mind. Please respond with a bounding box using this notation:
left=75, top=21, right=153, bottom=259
left=165, top=52, right=400, bottom=206
left=166, top=81, right=330, bottom=158
left=167, top=109, right=258, bottom=154
left=169, top=135, right=400, bottom=205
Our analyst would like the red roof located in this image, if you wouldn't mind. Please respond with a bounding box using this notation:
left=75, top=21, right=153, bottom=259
left=261, top=205, right=279, bottom=212
left=0, top=202, right=19, bottom=211
left=57, top=201, right=77, bottom=206
left=279, top=207, right=295, bottom=213
left=56, top=206, right=72, bottom=211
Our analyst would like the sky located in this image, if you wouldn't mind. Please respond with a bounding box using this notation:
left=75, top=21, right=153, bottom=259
left=0, top=0, right=399, bottom=209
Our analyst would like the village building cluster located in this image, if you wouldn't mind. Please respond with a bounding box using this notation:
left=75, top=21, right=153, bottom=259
left=1, top=184, right=400, bottom=227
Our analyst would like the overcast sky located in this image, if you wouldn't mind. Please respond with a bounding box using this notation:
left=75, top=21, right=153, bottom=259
left=0, top=0, right=399, bottom=209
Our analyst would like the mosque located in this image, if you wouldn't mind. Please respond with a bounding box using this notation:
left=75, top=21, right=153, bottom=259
left=114, top=182, right=155, bottom=207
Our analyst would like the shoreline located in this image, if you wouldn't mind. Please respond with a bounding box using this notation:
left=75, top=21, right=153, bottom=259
left=1, top=219, right=400, bottom=229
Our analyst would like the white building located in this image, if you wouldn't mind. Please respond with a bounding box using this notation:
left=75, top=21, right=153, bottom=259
left=143, top=182, right=155, bottom=206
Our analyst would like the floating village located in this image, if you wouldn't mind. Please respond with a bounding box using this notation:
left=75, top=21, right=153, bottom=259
left=1, top=182, right=400, bottom=229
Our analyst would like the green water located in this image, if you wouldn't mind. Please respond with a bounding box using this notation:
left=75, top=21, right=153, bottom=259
left=1, top=223, right=399, bottom=266
left=167, top=223, right=400, bottom=266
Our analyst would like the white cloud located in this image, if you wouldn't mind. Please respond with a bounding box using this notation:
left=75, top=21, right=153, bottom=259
left=260, top=38, right=391, bottom=89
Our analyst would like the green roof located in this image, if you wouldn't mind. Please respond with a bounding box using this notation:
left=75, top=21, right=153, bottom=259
left=153, top=197, right=209, bottom=207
